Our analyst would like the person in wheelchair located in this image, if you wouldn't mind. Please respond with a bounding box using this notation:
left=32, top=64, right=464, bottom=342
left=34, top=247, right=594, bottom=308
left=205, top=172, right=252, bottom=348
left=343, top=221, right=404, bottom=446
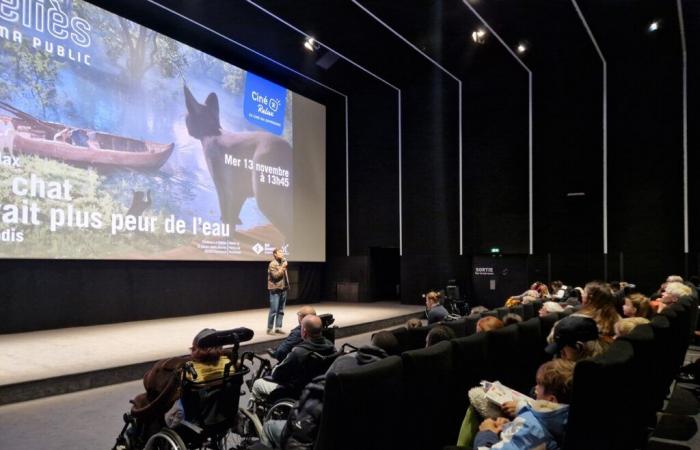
left=252, top=315, right=336, bottom=403
left=260, top=331, right=400, bottom=448
left=164, top=328, right=235, bottom=428
left=267, top=305, right=317, bottom=361
left=114, top=327, right=251, bottom=450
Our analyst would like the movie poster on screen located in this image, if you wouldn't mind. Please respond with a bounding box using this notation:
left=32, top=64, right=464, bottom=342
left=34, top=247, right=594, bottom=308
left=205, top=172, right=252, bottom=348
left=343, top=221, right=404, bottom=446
left=0, top=0, right=294, bottom=261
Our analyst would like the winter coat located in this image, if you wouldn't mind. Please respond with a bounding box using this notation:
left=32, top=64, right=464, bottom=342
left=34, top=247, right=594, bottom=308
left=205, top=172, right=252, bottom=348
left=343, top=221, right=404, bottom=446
left=474, top=400, right=569, bottom=450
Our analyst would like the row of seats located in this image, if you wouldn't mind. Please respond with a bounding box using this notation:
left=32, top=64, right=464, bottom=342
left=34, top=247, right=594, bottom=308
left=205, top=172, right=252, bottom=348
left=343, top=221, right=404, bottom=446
left=311, top=296, right=697, bottom=450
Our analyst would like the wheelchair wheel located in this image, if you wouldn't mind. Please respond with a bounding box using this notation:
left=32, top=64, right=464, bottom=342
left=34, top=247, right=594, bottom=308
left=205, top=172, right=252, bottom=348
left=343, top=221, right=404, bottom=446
left=263, top=398, right=295, bottom=422
left=225, top=409, right=261, bottom=449
left=143, top=428, right=187, bottom=450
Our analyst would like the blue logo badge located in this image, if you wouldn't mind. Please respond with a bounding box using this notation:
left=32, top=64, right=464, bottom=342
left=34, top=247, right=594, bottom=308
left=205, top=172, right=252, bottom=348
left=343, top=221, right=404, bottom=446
left=243, top=73, right=286, bottom=135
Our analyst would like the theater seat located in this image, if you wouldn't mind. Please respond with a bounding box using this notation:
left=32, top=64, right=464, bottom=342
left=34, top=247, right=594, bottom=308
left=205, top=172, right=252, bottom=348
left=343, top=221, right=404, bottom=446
left=495, top=307, right=509, bottom=319
left=521, top=302, right=534, bottom=320
left=539, top=313, right=559, bottom=346
left=392, top=326, right=431, bottom=352
left=450, top=332, right=490, bottom=422
left=400, top=341, right=455, bottom=450
left=516, top=317, right=547, bottom=389
left=464, top=316, right=479, bottom=336
left=485, top=325, right=522, bottom=390
left=316, top=356, right=403, bottom=450
left=565, top=339, right=635, bottom=450
left=508, top=304, right=525, bottom=319
left=441, top=317, right=467, bottom=338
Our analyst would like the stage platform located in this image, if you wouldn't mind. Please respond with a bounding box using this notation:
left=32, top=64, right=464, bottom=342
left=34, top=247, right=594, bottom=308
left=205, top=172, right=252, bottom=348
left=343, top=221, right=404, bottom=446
left=0, top=301, right=423, bottom=405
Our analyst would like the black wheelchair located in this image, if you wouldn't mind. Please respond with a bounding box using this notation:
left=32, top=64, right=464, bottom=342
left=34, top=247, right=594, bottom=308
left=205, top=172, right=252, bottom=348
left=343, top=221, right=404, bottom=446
left=112, top=328, right=252, bottom=450
left=231, top=343, right=356, bottom=448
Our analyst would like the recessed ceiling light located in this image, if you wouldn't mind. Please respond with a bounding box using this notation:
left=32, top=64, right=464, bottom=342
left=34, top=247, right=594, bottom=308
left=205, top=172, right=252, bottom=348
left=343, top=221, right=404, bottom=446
left=471, top=28, right=487, bottom=44
left=647, top=20, right=660, bottom=33
left=304, top=37, right=319, bottom=52
left=516, top=42, right=528, bottom=54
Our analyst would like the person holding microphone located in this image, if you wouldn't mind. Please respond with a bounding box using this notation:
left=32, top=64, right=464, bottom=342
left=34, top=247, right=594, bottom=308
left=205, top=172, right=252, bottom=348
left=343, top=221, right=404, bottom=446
left=267, top=248, right=289, bottom=335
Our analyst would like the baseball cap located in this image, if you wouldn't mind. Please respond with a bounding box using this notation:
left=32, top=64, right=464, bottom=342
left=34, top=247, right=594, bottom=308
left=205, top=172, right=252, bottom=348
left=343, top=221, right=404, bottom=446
left=545, top=316, right=599, bottom=355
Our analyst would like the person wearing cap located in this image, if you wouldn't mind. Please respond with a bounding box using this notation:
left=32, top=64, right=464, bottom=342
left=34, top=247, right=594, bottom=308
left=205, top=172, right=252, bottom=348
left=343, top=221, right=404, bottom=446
left=268, top=305, right=316, bottom=361
left=545, top=316, right=606, bottom=362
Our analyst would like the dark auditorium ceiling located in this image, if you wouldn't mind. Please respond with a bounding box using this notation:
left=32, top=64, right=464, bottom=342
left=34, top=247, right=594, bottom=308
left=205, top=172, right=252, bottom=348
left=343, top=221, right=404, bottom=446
left=90, top=0, right=698, bottom=104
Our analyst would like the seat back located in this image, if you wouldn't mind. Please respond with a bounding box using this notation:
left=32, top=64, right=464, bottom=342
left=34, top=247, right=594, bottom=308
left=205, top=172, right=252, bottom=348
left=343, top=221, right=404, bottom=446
left=539, top=313, right=559, bottom=346
left=451, top=332, right=490, bottom=418
left=650, top=314, right=674, bottom=407
left=508, top=305, right=525, bottom=320
left=617, top=324, right=656, bottom=444
left=565, top=340, right=635, bottom=450
left=521, top=302, right=534, bottom=320
left=400, top=341, right=455, bottom=450
left=392, top=326, right=431, bottom=353
left=316, top=356, right=403, bottom=450
left=495, top=307, right=509, bottom=319
left=441, top=317, right=467, bottom=338
left=464, top=315, right=479, bottom=336
left=516, top=317, right=547, bottom=389
left=484, top=324, right=521, bottom=390
left=180, top=364, right=249, bottom=433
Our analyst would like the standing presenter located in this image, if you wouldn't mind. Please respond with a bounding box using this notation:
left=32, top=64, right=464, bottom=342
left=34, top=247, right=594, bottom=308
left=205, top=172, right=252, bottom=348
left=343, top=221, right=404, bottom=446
left=267, top=248, right=289, bottom=335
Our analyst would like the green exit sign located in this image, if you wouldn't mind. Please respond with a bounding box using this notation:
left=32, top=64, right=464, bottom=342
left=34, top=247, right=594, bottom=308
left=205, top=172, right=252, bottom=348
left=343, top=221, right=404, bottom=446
left=490, top=247, right=500, bottom=254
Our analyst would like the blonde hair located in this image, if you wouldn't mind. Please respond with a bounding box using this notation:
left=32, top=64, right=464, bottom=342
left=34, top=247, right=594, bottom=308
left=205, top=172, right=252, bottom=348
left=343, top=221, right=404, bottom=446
left=505, top=297, right=522, bottom=308
left=665, top=281, right=692, bottom=298
left=615, top=317, right=650, bottom=338
left=536, top=359, right=575, bottom=404
left=582, top=281, right=620, bottom=336
left=425, top=291, right=440, bottom=305
left=625, top=293, right=652, bottom=318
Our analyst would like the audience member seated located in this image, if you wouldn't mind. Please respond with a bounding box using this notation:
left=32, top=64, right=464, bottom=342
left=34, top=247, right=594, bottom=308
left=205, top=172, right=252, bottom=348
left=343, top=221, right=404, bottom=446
left=405, top=318, right=423, bottom=329
left=545, top=316, right=606, bottom=362
left=472, top=359, right=574, bottom=450
left=505, top=297, right=522, bottom=308
left=268, top=305, right=316, bottom=361
left=477, top=316, right=504, bottom=333
left=164, top=328, right=234, bottom=428
left=262, top=331, right=399, bottom=448
left=614, top=317, right=651, bottom=339
left=530, top=282, right=551, bottom=299
left=539, top=301, right=564, bottom=317
left=252, top=315, right=336, bottom=402
left=469, top=305, right=489, bottom=317
left=550, top=280, right=568, bottom=299
left=576, top=281, right=620, bottom=338
left=651, top=281, right=692, bottom=314
left=520, top=290, right=540, bottom=304
left=426, top=324, right=457, bottom=347
left=622, top=293, right=652, bottom=319
left=425, top=291, right=449, bottom=324
left=503, top=313, right=524, bottom=326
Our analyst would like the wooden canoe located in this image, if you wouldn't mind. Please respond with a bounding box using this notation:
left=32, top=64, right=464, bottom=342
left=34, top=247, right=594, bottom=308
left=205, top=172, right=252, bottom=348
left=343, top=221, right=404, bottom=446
left=4, top=116, right=174, bottom=170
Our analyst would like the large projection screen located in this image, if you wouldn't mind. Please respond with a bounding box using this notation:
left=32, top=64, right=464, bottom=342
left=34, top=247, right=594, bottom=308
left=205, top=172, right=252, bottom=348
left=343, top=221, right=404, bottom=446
left=0, top=0, right=326, bottom=261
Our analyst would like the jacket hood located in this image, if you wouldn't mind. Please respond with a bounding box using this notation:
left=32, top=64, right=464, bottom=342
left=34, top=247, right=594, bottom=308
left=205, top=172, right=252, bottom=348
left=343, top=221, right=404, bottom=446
left=525, top=401, right=569, bottom=443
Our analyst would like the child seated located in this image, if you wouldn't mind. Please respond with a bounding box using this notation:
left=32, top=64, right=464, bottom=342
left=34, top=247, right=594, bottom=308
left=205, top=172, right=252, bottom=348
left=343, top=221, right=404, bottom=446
left=473, top=359, right=575, bottom=450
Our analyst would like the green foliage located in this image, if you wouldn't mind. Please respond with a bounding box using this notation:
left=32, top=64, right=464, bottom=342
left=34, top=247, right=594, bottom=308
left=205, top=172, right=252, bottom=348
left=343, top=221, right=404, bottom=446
left=223, top=66, right=245, bottom=95
left=1, top=40, right=62, bottom=116
left=0, top=155, right=192, bottom=258
left=74, top=1, right=188, bottom=84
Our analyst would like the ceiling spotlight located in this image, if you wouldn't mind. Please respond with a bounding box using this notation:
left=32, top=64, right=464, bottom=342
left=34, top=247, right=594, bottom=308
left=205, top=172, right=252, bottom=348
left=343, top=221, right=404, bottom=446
left=516, top=42, right=528, bottom=54
left=471, top=28, right=487, bottom=44
left=304, top=37, right=320, bottom=52
left=647, top=20, right=660, bottom=33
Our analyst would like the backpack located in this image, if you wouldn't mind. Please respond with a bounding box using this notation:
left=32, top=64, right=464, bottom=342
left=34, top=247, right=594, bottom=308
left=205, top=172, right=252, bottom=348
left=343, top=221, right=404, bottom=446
left=282, top=374, right=326, bottom=450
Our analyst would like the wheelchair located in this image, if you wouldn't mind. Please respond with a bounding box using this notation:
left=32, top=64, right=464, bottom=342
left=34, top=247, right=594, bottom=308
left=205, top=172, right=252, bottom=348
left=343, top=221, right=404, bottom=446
left=231, top=344, right=355, bottom=448
left=112, top=328, right=252, bottom=450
